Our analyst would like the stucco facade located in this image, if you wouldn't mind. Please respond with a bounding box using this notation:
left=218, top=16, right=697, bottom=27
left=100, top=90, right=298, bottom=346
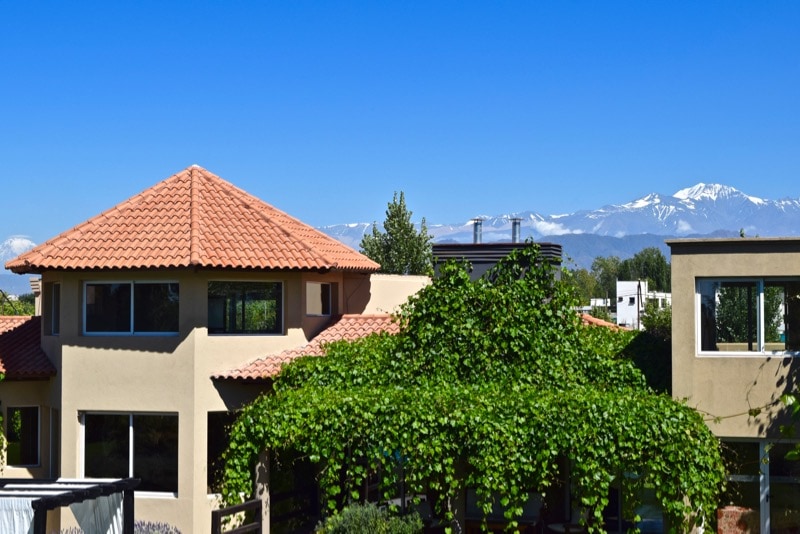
left=668, top=237, right=800, bottom=531
left=4, top=267, right=427, bottom=533
left=1, top=166, right=430, bottom=533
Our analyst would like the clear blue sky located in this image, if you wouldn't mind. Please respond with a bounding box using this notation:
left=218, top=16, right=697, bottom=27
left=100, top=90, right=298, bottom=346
left=2, top=1, right=799, bottom=244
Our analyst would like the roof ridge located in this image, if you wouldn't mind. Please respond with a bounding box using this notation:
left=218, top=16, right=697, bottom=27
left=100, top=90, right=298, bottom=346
left=189, top=167, right=202, bottom=266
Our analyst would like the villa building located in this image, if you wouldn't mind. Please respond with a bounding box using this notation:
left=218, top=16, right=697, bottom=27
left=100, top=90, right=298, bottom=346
left=1, top=166, right=428, bottom=532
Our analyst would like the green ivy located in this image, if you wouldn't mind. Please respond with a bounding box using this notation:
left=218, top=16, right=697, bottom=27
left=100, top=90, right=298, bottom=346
left=223, top=244, right=725, bottom=532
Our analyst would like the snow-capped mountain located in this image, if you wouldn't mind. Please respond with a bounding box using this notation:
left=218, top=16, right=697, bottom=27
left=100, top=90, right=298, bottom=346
left=319, top=183, right=800, bottom=268
left=322, top=183, right=800, bottom=249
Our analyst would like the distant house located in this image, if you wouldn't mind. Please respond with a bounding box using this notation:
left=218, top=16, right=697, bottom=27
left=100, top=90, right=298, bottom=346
left=1, top=166, right=428, bottom=532
left=615, top=280, right=671, bottom=330
left=668, top=237, right=800, bottom=532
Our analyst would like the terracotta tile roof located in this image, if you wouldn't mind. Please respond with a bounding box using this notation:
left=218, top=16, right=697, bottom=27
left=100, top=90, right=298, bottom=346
left=6, top=165, right=380, bottom=274
left=580, top=313, right=626, bottom=330
left=0, top=316, right=56, bottom=379
left=214, top=314, right=399, bottom=381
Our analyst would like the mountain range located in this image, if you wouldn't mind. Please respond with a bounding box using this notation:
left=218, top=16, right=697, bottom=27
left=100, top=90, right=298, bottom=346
left=2, top=183, right=799, bottom=295
left=321, top=183, right=800, bottom=268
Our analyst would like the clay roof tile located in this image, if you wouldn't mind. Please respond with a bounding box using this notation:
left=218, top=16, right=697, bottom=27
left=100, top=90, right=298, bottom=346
left=213, top=314, right=398, bottom=382
left=0, top=316, right=56, bottom=379
left=6, top=166, right=379, bottom=274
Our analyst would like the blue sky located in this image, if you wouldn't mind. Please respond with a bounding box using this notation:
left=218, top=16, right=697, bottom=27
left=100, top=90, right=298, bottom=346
left=2, top=1, right=799, bottom=244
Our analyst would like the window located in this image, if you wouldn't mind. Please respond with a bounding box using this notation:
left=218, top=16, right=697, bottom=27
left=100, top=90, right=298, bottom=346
left=52, top=283, right=61, bottom=335
left=208, top=281, right=282, bottom=334
left=6, top=406, right=39, bottom=466
left=84, top=282, right=179, bottom=335
left=207, top=411, right=237, bottom=493
left=721, top=440, right=800, bottom=532
left=306, top=282, right=332, bottom=316
left=698, top=278, right=800, bottom=353
left=83, top=413, right=178, bottom=493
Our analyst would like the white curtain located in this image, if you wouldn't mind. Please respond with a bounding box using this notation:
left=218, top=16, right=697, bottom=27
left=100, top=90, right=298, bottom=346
left=70, top=492, right=123, bottom=534
left=0, top=497, right=35, bottom=534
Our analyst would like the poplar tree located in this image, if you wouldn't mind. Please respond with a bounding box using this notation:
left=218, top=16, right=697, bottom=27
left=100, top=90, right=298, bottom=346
left=360, top=192, right=432, bottom=275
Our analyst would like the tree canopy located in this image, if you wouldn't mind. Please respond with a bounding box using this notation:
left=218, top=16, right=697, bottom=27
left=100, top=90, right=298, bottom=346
left=223, top=245, right=724, bottom=532
left=0, top=291, right=35, bottom=316
left=586, top=248, right=671, bottom=301
left=360, top=192, right=433, bottom=275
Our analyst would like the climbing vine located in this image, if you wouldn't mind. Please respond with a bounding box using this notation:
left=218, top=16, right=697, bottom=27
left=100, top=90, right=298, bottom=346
left=223, top=245, right=725, bottom=532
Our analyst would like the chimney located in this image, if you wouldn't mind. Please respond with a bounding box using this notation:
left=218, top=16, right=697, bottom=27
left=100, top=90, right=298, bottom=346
left=29, top=277, right=42, bottom=316
left=472, top=218, right=483, bottom=244
left=511, top=218, right=522, bottom=243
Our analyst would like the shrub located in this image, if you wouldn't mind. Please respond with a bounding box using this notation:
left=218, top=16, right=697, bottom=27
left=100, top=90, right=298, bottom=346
left=61, top=521, right=181, bottom=534
left=315, top=502, right=423, bottom=534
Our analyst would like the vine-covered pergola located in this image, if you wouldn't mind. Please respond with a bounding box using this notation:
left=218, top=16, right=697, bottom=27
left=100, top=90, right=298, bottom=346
left=223, top=245, right=725, bottom=532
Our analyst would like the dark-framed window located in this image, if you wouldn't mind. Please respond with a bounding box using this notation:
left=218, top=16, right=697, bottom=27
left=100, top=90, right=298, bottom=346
left=208, top=281, right=283, bottom=334
left=52, top=283, right=61, bottom=335
left=6, top=406, right=39, bottom=466
left=83, top=282, right=179, bottom=335
left=83, top=412, right=178, bottom=493
left=306, top=282, right=332, bottom=316
left=207, top=411, right=237, bottom=494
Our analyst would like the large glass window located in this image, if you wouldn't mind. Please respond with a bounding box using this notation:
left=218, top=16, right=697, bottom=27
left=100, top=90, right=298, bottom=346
left=84, top=413, right=178, bottom=493
left=721, top=440, right=800, bottom=532
left=6, top=406, right=39, bottom=466
left=698, top=278, right=800, bottom=353
left=84, top=282, right=179, bottom=334
left=208, top=281, right=282, bottom=334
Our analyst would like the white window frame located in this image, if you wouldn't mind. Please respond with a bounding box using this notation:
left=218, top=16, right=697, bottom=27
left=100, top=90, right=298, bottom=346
left=82, top=281, right=179, bottom=336
left=695, top=277, right=800, bottom=356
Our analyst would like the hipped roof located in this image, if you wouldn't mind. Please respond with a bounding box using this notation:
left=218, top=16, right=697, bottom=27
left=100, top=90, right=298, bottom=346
left=6, top=165, right=379, bottom=274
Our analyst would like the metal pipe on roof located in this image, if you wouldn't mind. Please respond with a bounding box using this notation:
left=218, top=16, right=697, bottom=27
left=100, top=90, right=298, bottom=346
left=511, top=218, right=522, bottom=243
left=472, top=219, right=483, bottom=244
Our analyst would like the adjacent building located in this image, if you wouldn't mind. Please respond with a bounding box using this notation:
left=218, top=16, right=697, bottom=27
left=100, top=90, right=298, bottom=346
left=668, top=237, right=800, bottom=532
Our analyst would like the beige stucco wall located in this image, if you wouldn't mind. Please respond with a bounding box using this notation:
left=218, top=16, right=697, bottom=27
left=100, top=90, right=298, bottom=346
left=5, top=268, right=426, bottom=533
left=32, top=268, right=330, bottom=532
left=669, top=238, right=800, bottom=439
left=349, top=273, right=430, bottom=314
left=0, top=379, right=56, bottom=479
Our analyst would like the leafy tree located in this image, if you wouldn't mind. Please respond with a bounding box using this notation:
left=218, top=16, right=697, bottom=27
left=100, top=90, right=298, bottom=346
left=360, top=192, right=433, bottom=275
left=222, top=245, right=725, bottom=532
left=589, top=306, right=612, bottom=322
left=565, top=268, right=598, bottom=306
left=0, top=290, right=34, bottom=316
left=590, top=256, right=621, bottom=303
left=618, top=247, right=671, bottom=292
left=641, top=302, right=671, bottom=341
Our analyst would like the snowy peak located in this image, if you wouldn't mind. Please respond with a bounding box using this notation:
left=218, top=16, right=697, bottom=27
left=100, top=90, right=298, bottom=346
left=673, top=183, right=762, bottom=204
left=0, top=236, right=36, bottom=265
